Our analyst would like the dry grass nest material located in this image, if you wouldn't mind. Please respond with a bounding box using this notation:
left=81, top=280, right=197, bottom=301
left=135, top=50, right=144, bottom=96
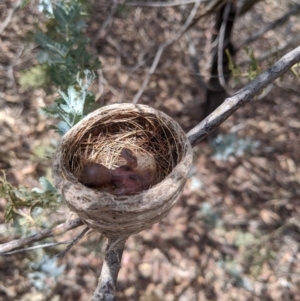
left=66, top=106, right=182, bottom=184
left=53, top=104, right=193, bottom=237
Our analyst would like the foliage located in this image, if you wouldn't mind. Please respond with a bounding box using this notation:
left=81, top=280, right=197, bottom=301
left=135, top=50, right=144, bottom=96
left=20, top=0, right=100, bottom=91
left=227, top=47, right=261, bottom=84
left=0, top=0, right=101, bottom=223
left=244, top=47, right=261, bottom=80
left=0, top=172, right=61, bottom=223
left=40, top=70, right=96, bottom=134
left=35, top=0, right=100, bottom=133
left=290, top=62, right=300, bottom=78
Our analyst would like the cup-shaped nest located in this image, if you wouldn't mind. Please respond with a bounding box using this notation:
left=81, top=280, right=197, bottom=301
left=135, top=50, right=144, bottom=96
left=52, top=104, right=193, bottom=238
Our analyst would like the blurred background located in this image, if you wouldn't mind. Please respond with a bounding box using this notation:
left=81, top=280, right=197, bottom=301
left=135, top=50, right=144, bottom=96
left=0, top=0, right=300, bottom=300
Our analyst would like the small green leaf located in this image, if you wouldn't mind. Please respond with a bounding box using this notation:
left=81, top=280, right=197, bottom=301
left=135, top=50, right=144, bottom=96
left=53, top=5, right=69, bottom=27
left=20, top=0, right=32, bottom=9
left=39, top=177, right=56, bottom=192
left=57, top=121, right=70, bottom=135
left=40, top=104, right=59, bottom=118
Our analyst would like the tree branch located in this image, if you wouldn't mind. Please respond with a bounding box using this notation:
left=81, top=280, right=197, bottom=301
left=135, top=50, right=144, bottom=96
left=93, top=1, right=119, bottom=47
left=0, top=0, right=22, bottom=36
left=0, top=217, right=83, bottom=253
left=0, top=241, right=73, bottom=256
left=90, top=237, right=127, bottom=301
left=238, top=3, right=300, bottom=49
left=126, top=0, right=197, bottom=7
left=187, top=46, right=300, bottom=146
left=217, top=1, right=235, bottom=90
left=132, top=0, right=203, bottom=104
left=240, top=32, right=300, bottom=66
left=57, top=226, right=90, bottom=258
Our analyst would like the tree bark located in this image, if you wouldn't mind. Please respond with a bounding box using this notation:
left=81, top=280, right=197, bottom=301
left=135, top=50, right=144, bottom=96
left=90, top=237, right=127, bottom=301
left=238, top=0, right=262, bottom=16
left=188, top=46, right=300, bottom=146
left=204, top=1, right=237, bottom=118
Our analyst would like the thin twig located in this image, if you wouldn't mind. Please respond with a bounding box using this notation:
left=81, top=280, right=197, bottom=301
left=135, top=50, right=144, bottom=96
left=217, top=2, right=232, bottom=90
left=240, top=32, right=300, bottom=66
left=187, top=46, right=300, bottom=146
left=132, top=0, right=203, bottom=104
left=0, top=0, right=22, bottom=36
left=236, top=0, right=261, bottom=16
left=184, top=0, right=229, bottom=33
left=93, top=1, right=119, bottom=47
left=57, top=226, right=90, bottom=258
left=185, top=32, right=207, bottom=92
left=97, top=69, right=105, bottom=103
left=0, top=241, right=72, bottom=256
left=238, top=3, right=300, bottom=49
left=126, top=0, right=198, bottom=7
left=118, top=53, right=151, bottom=103
left=0, top=217, right=83, bottom=253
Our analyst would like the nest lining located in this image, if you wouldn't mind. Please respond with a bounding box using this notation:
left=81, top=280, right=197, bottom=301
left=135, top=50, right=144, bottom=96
left=65, top=110, right=182, bottom=184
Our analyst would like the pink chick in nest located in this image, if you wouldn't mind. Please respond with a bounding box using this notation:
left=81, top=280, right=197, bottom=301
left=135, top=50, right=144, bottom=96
left=78, top=148, right=157, bottom=195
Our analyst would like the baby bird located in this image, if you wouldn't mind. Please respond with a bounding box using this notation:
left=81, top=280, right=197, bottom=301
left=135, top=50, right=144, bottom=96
left=78, top=148, right=156, bottom=195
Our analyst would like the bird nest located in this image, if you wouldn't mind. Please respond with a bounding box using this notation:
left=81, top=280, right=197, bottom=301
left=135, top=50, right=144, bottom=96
left=52, top=104, right=193, bottom=238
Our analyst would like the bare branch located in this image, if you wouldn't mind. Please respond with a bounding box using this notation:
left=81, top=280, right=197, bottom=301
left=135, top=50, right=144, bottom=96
left=187, top=46, right=300, bottom=146
left=185, top=32, right=207, bottom=92
left=217, top=2, right=233, bottom=90
left=0, top=241, right=72, bottom=256
left=184, top=0, right=229, bottom=33
left=0, top=0, right=22, bottom=36
left=57, top=226, right=90, bottom=258
left=238, top=3, right=300, bottom=49
left=0, top=217, right=83, bottom=253
left=93, top=1, right=119, bottom=47
left=118, top=52, right=151, bottom=103
left=90, top=237, right=127, bottom=301
left=237, top=0, right=262, bottom=16
left=241, top=32, right=300, bottom=66
left=126, top=0, right=198, bottom=7
left=132, top=0, right=203, bottom=104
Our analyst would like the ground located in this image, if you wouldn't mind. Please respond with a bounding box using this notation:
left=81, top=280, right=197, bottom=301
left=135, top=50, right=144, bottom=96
left=0, top=0, right=300, bottom=300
